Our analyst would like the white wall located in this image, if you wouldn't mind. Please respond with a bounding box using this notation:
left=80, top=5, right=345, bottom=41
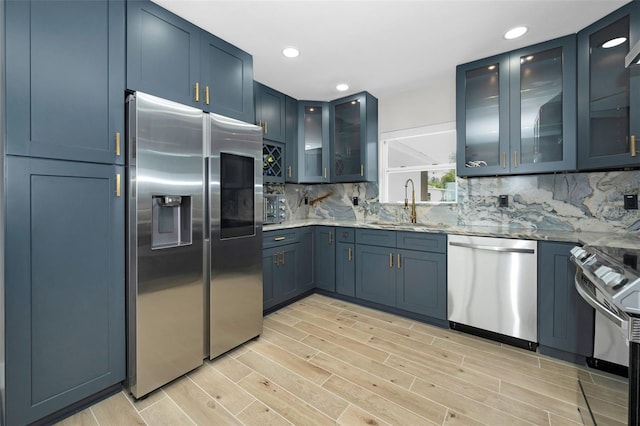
left=378, top=74, right=456, bottom=133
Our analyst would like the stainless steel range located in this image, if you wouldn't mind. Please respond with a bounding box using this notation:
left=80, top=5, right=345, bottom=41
left=571, top=245, right=640, bottom=425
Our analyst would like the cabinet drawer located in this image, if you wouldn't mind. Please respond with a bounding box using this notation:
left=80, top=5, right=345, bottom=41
left=356, top=229, right=396, bottom=247
left=396, top=232, right=446, bottom=253
left=263, top=228, right=299, bottom=248
left=336, top=227, right=355, bottom=243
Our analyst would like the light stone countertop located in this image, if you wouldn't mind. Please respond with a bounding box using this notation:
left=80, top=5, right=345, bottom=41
left=263, top=219, right=640, bottom=249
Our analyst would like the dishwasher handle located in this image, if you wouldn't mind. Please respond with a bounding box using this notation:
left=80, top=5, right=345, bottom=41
left=449, top=241, right=535, bottom=254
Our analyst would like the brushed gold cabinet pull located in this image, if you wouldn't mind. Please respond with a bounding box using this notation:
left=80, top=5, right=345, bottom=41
left=265, top=121, right=268, bottom=134
left=274, top=236, right=285, bottom=241
left=389, top=253, right=393, bottom=268
left=324, top=168, right=327, bottom=179
left=116, top=132, right=121, bottom=156
left=514, top=151, right=518, bottom=168
left=348, top=247, right=352, bottom=261
left=274, top=253, right=280, bottom=266
left=116, top=173, right=121, bottom=197
left=397, top=253, right=401, bottom=269
left=502, top=152, right=507, bottom=169
left=281, top=251, right=285, bottom=265
left=258, top=120, right=262, bottom=128
left=205, top=86, right=210, bottom=105
left=195, top=82, right=200, bottom=102
left=360, top=164, right=364, bottom=177
left=288, top=166, right=292, bottom=178
left=328, top=231, right=333, bottom=244
left=632, top=135, right=637, bottom=157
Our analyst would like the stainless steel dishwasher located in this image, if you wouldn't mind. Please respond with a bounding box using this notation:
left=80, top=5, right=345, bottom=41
left=447, top=235, right=538, bottom=348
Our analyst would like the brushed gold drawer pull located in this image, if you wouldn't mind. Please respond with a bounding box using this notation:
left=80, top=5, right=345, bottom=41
left=274, top=236, right=285, bottom=241
left=632, top=135, right=637, bottom=157
left=116, top=173, right=121, bottom=197
left=195, top=82, right=200, bottom=102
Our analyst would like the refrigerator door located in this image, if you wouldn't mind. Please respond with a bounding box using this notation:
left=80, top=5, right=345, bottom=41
left=127, top=92, right=205, bottom=398
left=208, top=113, right=263, bottom=359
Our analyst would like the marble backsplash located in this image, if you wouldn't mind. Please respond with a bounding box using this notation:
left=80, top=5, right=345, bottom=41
left=265, top=170, right=640, bottom=234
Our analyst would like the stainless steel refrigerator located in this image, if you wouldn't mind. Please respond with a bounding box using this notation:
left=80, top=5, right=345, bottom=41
left=126, top=92, right=263, bottom=399
left=126, top=92, right=205, bottom=399
left=206, top=113, right=263, bottom=359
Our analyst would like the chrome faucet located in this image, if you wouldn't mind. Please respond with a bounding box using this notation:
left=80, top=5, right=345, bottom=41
left=404, top=178, right=417, bottom=224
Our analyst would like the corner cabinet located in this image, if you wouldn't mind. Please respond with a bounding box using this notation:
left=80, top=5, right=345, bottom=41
left=577, top=1, right=640, bottom=170
left=298, top=101, right=330, bottom=183
left=456, top=35, right=577, bottom=176
left=127, top=0, right=254, bottom=123
left=5, top=0, right=125, bottom=165
left=330, top=92, right=378, bottom=182
left=538, top=241, right=594, bottom=363
left=5, top=157, right=125, bottom=426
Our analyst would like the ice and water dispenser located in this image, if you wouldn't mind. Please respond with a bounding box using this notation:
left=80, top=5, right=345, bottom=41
left=151, top=195, right=192, bottom=249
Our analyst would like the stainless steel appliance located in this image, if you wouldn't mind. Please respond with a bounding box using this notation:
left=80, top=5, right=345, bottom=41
left=263, top=194, right=285, bottom=224
left=126, top=93, right=205, bottom=398
left=571, top=245, right=640, bottom=425
left=206, top=113, right=263, bottom=359
left=447, top=235, right=538, bottom=348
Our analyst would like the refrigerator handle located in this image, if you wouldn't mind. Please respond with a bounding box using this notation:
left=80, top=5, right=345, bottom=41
left=204, top=157, right=210, bottom=240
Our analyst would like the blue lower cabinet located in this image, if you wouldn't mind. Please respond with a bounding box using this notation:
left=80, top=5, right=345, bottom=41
left=355, top=244, right=397, bottom=305
left=263, top=244, right=297, bottom=311
left=314, top=227, right=336, bottom=291
left=5, top=157, right=125, bottom=425
left=298, top=228, right=314, bottom=292
left=538, top=241, right=594, bottom=362
left=336, top=242, right=355, bottom=297
left=396, top=249, right=447, bottom=320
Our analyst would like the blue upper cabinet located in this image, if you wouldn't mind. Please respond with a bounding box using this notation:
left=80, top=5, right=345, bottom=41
left=5, top=0, right=125, bottom=164
left=457, top=35, right=577, bottom=176
left=255, top=82, right=286, bottom=142
left=127, top=0, right=201, bottom=108
left=127, top=0, right=254, bottom=123
left=577, top=1, right=640, bottom=170
left=330, top=92, right=378, bottom=182
left=201, top=33, right=254, bottom=123
left=298, top=101, right=330, bottom=183
left=285, top=95, right=299, bottom=182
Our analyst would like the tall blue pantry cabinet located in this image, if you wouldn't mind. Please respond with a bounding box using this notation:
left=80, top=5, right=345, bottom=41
left=3, top=1, right=126, bottom=424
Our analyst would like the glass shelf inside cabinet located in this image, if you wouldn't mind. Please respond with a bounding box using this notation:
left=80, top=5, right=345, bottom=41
left=263, top=142, right=283, bottom=180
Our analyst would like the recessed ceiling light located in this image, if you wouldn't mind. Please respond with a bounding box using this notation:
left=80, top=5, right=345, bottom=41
left=602, top=37, right=627, bottom=48
left=282, top=47, right=300, bottom=58
left=504, top=26, right=528, bottom=40
left=336, top=83, right=349, bottom=91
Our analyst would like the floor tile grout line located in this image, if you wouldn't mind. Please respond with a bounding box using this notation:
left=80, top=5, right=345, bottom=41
left=136, top=390, right=169, bottom=414
left=283, top=304, right=376, bottom=343
left=235, top=399, right=295, bottom=426
left=119, top=389, right=152, bottom=423
left=184, top=372, right=251, bottom=419
left=160, top=390, right=198, bottom=426
left=88, top=406, right=101, bottom=426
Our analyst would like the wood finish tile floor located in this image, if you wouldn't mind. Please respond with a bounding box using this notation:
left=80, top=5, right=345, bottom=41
left=56, top=294, right=628, bottom=425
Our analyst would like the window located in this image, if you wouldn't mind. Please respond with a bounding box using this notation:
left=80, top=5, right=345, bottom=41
left=380, top=122, right=457, bottom=204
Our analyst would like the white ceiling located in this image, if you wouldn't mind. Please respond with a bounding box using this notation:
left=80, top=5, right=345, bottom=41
left=152, top=0, right=630, bottom=101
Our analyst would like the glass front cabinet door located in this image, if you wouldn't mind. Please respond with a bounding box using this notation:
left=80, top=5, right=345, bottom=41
left=330, top=92, right=378, bottom=182
left=456, top=54, right=510, bottom=176
left=509, top=36, right=577, bottom=174
left=577, top=1, right=640, bottom=170
left=457, top=36, right=577, bottom=176
left=298, top=101, right=330, bottom=183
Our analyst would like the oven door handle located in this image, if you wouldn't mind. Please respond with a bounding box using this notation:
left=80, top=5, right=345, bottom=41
left=574, top=271, right=628, bottom=330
